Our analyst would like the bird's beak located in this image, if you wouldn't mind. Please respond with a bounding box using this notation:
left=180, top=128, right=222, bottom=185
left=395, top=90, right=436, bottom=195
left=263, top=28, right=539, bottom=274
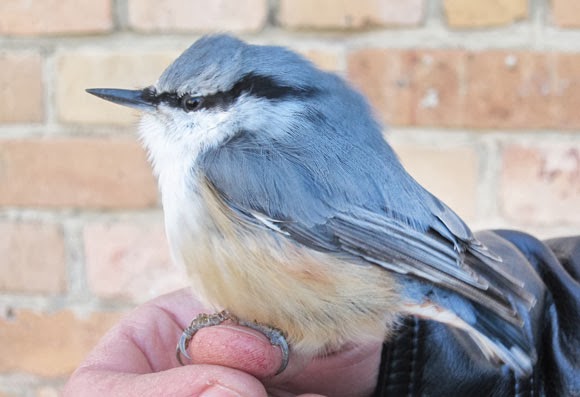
left=85, top=88, right=156, bottom=111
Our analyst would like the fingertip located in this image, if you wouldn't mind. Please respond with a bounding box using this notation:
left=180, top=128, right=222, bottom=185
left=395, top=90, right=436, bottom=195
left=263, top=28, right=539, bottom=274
left=188, top=325, right=284, bottom=378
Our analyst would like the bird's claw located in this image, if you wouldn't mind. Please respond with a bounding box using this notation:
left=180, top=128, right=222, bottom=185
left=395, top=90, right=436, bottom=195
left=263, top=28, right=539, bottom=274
left=176, top=310, right=233, bottom=365
left=176, top=311, right=290, bottom=374
left=239, top=320, right=290, bottom=375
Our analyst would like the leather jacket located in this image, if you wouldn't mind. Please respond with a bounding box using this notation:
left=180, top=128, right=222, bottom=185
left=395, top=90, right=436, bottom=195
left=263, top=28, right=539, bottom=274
left=373, top=230, right=580, bottom=397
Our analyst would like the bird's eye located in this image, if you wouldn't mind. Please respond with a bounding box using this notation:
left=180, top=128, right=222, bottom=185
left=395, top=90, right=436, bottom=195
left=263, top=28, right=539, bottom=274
left=181, top=95, right=202, bottom=112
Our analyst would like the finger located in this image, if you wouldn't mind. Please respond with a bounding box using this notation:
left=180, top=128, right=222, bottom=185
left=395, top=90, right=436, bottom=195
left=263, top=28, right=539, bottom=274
left=64, top=364, right=268, bottom=397
left=146, top=287, right=205, bottom=326
left=273, top=341, right=383, bottom=397
left=80, top=288, right=205, bottom=373
left=187, top=324, right=309, bottom=379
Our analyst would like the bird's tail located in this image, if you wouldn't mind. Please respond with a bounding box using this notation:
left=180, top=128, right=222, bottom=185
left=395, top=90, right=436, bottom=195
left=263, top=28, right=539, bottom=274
left=401, top=292, right=535, bottom=377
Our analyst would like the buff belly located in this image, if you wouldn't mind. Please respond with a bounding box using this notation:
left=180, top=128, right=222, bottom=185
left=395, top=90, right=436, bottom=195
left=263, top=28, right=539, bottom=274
left=166, top=179, right=401, bottom=356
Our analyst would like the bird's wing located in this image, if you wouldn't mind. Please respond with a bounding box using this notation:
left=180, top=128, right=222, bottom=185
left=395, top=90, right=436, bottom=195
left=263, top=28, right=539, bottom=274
left=321, top=205, right=535, bottom=376
left=198, top=137, right=536, bottom=375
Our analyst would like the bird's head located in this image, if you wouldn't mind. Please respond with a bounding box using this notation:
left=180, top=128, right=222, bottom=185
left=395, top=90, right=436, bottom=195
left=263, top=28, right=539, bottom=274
left=86, top=34, right=345, bottom=178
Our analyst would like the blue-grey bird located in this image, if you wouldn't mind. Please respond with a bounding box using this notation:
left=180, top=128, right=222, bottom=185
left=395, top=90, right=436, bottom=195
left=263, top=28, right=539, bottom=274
left=87, top=34, right=536, bottom=377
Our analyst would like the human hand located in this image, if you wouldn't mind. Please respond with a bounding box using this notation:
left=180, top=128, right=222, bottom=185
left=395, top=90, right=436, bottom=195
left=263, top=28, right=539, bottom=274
left=63, top=289, right=382, bottom=397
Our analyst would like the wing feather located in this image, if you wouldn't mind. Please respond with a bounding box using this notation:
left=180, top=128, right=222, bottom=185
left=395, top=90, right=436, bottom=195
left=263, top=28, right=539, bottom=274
left=198, top=128, right=536, bottom=375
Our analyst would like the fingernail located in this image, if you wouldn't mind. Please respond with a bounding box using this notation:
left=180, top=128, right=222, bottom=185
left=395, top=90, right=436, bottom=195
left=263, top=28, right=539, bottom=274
left=201, top=384, right=243, bottom=397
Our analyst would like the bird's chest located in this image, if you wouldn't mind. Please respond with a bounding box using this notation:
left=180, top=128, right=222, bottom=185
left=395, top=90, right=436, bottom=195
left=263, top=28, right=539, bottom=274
left=159, top=169, right=399, bottom=354
left=160, top=170, right=280, bottom=310
left=160, top=171, right=223, bottom=303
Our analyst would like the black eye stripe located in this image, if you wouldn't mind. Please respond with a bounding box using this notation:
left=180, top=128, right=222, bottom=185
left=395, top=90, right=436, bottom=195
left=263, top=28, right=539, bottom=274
left=148, top=73, right=317, bottom=112
left=232, top=73, right=316, bottom=101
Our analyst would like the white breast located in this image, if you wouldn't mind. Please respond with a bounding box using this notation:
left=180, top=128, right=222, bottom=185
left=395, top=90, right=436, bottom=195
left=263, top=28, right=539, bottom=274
left=138, top=112, right=216, bottom=304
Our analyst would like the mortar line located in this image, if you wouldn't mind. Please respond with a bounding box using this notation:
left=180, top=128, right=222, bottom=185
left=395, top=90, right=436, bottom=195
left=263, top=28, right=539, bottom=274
left=42, top=48, right=58, bottom=132
left=3, top=26, right=580, bottom=52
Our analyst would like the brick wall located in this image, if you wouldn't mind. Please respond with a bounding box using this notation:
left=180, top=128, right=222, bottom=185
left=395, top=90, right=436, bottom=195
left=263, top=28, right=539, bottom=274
left=1, top=0, right=579, bottom=395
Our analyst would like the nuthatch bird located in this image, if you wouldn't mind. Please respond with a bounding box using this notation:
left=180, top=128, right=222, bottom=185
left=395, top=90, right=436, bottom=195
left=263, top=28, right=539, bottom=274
left=87, top=34, right=536, bottom=377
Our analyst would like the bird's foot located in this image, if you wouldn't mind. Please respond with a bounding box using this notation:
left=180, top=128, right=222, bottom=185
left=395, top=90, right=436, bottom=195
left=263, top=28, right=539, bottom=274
left=176, top=310, right=232, bottom=365
left=238, top=319, right=289, bottom=375
left=176, top=311, right=290, bottom=375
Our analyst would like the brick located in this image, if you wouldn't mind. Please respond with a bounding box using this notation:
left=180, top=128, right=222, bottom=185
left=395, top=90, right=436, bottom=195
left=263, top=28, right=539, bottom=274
left=128, top=0, right=267, bottom=32
left=278, top=0, right=424, bottom=29
left=464, top=51, right=554, bottom=129
left=84, top=221, right=187, bottom=302
left=0, top=139, right=158, bottom=209
left=553, top=53, right=580, bottom=129
left=0, top=222, right=66, bottom=294
left=0, top=309, right=121, bottom=376
left=298, top=48, right=342, bottom=71
left=56, top=51, right=178, bottom=125
left=347, top=49, right=580, bottom=130
left=464, top=52, right=580, bottom=130
left=0, top=0, right=112, bottom=36
left=348, top=49, right=412, bottom=125
left=347, top=49, right=465, bottom=126
left=404, top=50, right=466, bottom=127
left=551, top=0, right=580, bottom=28
left=500, top=144, right=580, bottom=225
left=443, top=0, right=527, bottom=28
left=0, top=53, right=43, bottom=123
left=393, top=144, right=478, bottom=221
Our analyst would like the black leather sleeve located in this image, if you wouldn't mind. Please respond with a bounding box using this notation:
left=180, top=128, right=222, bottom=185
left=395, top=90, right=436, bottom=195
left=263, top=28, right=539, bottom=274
left=373, top=231, right=580, bottom=397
